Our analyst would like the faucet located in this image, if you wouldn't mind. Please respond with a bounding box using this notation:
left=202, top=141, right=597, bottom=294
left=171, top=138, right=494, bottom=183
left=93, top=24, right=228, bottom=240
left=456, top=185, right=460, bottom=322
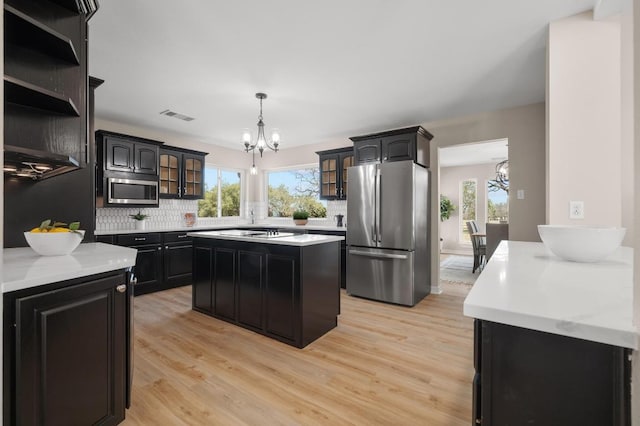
left=250, top=209, right=255, bottom=224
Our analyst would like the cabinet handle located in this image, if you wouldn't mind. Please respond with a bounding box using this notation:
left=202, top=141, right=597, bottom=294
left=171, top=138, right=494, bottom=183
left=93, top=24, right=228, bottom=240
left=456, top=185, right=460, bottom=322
left=157, top=247, right=162, bottom=251
left=130, top=276, right=138, bottom=285
left=134, top=237, right=146, bottom=241
left=116, top=284, right=127, bottom=293
left=165, top=246, right=169, bottom=249
left=178, top=234, right=188, bottom=238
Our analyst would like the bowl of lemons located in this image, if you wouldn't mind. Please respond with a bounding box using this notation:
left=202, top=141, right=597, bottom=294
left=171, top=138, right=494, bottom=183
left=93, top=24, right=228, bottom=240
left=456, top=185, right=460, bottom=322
left=24, top=220, right=85, bottom=256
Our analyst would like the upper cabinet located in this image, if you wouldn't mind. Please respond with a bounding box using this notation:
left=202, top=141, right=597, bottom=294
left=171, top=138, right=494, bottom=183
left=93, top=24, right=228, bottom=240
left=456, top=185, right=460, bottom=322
left=350, top=126, right=433, bottom=167
left=98, top=131, right=160, bottom=175
left=159, top=148, right=207, bottom=199
left=316, top=147, right=354, bottom=200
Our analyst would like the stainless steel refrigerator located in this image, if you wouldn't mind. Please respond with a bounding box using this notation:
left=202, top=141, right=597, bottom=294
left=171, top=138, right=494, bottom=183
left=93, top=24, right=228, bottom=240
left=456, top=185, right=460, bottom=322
left=346, top=160, right=430, bottom=306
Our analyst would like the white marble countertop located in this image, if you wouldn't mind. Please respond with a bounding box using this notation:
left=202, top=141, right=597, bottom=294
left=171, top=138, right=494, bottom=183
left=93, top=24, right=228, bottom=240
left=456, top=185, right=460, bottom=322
left=95, top=223, right=347, bottom=235
left=188, top=230, right=345, bottom=247
left=463, top=241, right=638, bottom=349
left=3, top=243, right=138, bottom=293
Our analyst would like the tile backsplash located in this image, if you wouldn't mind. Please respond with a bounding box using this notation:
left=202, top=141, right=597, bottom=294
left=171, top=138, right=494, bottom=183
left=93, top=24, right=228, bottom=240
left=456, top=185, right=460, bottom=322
left=96, top=199, right=348, bottom=231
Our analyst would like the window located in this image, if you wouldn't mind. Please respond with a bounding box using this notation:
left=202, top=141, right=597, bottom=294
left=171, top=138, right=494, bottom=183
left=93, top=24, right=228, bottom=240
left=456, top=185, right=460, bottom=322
left=198, top=166, right=242, bottom=217
left=267, top=166, right=327, bottom=218
left=460, top=179, right=477, bottom=243
left=487, top=180, right=509, bottom=223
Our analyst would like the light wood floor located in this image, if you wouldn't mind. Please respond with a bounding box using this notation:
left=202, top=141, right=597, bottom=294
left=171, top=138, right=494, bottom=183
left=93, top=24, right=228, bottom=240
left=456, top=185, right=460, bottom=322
left=123, top=283, right=474, bottom=425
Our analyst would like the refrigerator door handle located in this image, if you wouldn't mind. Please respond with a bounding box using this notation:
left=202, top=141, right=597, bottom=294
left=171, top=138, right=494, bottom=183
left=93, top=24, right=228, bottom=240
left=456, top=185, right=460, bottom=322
left=375, top=167, right=382, bottom=244
left=349, top=250, right=409, bottom=260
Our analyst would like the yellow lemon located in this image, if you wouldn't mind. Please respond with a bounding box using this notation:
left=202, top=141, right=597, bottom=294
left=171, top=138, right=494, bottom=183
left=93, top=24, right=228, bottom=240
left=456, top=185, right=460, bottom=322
left=50, top=227, right=70, bottom=233
left=30, top=227, right=42, bottom=233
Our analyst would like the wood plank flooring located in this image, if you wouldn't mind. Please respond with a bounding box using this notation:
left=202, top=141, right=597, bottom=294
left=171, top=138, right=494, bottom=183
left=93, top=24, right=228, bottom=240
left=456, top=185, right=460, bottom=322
left=123, top=283, right=474, bottom=425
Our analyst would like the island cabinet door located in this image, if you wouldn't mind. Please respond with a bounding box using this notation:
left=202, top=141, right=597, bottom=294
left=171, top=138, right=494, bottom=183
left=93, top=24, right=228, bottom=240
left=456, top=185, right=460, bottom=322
left=264, top=253, right=299, bottom=345
left=479, top=320, right=631, bottom=426
left=237, top=250, right=265, bottom=330
left=193, top=246, right=213, bottom=313
left=12, top=274, right=126, bottom=426
left=213, top=248, right=236, bottom=321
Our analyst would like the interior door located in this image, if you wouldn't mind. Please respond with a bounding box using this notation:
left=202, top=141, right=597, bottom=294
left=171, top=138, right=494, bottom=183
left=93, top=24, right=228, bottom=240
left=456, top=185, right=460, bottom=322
left=378, top=161, right=415, bottom=250
left=346, top=163, right=377, bottom=247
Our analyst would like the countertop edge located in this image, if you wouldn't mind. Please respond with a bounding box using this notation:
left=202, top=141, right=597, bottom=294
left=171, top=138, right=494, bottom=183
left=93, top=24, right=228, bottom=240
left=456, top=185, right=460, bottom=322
left=188, top=231, right=345, bottom=247
left=94, top=224, right=347, bottom=235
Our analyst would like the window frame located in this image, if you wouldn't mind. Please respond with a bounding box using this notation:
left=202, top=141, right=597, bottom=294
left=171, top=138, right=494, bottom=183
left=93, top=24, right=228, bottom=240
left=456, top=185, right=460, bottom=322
left=485, top=178, right=509, bottom=224
left=459, top=178, right=477, bottom=245
left=264, top=162, right=326, bottom=219
left=198, top=163, right=245, bottom=218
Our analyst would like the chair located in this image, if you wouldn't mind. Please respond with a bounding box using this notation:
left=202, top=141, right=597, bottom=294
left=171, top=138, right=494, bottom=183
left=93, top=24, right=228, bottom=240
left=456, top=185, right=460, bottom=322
left=466, top=221, right=486, bottom=273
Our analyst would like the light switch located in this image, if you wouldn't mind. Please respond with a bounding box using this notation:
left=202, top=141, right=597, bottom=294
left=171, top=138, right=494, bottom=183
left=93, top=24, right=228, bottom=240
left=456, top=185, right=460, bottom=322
left=516, top=189, right=525, bottom=200
left=569, top=201, right=584, bottom=219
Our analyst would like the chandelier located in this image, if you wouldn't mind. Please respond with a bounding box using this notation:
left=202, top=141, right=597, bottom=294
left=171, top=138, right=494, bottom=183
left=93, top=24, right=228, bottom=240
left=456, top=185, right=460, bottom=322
left=489, top=159, right=509, bottom=193
left=243, top=93, right=280, bottom=157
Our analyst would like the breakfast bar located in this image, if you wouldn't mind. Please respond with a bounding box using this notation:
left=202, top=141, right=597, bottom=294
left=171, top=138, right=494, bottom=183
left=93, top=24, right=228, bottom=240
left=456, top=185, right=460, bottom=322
left=464, top=241, right=636, bottom=425
left=188, top=230, right=344, bottom=348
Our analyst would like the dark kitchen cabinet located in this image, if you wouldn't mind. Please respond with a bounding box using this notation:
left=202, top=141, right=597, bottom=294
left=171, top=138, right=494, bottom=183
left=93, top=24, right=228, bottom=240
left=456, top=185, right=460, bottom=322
left=163, top=231, right=193, bottom=287
left=307, top=229, right=346, bottom=289
left=3, top=270, right=130, bottom=426
left=117, top=233, right=163, bottom=296
left=473, top=320, right=631, bottom=425
left=159, top=147, right=207, bottom=199
left=100, top=132, right=160, bottom=175
left=316, top=147, right=354, bottom=200
left=192, top=238, right=340, bottom=348
left=350, top=126, right=433, bottom=167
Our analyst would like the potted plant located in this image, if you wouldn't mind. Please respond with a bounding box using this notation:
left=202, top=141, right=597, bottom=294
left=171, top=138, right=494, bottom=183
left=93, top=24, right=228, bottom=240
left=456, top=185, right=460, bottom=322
left=292, top=210, right=309, bottom=226
left=440, top=195, right=456, bottom=252
left=130, top=210, right=149, bottom=230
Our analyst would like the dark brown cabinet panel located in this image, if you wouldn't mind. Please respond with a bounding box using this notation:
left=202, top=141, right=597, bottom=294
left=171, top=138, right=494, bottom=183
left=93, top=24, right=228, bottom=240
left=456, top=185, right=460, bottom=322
left=97, top=131, right=161, bottom=177
left=214, top=248, right=236, bottom=320
left=164, top=244, right=193, bottom=287
left=474, top=320, right=631, bottom=425
left=237, top=251, right=264, bottom=330
left=105, top=136, right=135, bottom=172
left=193, top=246, right=213, bottom=313
left=135, top=144, right=159, bottom=174
left=159, top=149, right=181, bottom=197
left=265, top=254, right=297, bottom=341
left=317, top=147, right=354, bottom=200
left=350, top=126, right=433, bottom=167
left=5, top=272, right=128, bottom=426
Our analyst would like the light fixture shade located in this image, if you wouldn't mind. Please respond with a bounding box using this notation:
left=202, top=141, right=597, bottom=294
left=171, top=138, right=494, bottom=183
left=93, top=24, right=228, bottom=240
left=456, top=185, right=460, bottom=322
left=250, top=164, right=257, bottom=175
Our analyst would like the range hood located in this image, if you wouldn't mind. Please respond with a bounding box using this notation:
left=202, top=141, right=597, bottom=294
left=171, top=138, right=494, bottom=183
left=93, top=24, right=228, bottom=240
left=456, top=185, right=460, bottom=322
left=4, top=145, right=80, bottom=181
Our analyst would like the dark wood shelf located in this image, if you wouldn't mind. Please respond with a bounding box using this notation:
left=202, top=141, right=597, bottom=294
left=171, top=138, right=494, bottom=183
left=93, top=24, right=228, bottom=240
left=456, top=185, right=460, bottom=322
left=4, top=5, right=80, bottom=64
left=48, top=0, right=81, bottom=14
left=4, top=75, right=80, bottom=116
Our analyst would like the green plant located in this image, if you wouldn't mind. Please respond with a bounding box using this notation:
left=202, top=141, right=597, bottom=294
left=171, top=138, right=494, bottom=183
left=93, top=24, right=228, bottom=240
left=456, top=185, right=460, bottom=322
left=129, top=210, right=148, bottom=221
left=440, top=195, right=456, bottom=221
left=292, top=210, right=309, bottom=220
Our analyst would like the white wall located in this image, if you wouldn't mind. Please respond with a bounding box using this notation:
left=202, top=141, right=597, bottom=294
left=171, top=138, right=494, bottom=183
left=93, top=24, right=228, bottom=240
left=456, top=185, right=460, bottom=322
left=547, top=12, right=624, bottom=231
left=631, top=0, right=639, bottom=423
left=440, top=163, right=498, bottom=253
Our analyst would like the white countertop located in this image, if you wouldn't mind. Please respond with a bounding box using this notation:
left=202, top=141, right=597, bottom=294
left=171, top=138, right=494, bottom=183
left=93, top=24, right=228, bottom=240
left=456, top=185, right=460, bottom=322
left=188, top=230, right=345, bottom=247
left=95, top=223, right=347, bottom=235
left=463, top=241, right=638, bottom=349
left=2, top=243, right=138, bottom=293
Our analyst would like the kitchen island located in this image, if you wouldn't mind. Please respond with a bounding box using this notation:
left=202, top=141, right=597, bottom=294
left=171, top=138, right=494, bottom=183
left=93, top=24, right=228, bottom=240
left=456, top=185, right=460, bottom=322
left=3, top=243, right=137, bottom=425
left=464, top=241, right=637, bottom=425
left=188, top=230, right=344, bottom=348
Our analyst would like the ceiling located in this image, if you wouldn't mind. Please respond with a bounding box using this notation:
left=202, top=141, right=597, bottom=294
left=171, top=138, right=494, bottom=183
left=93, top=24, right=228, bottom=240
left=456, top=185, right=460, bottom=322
left=89, top=0, right=605, bottom=151
left=439, top=139, right=508, bottom=168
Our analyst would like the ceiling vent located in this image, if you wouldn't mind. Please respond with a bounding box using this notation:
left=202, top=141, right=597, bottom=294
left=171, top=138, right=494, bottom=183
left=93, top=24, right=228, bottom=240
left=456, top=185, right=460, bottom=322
left=159, top=109, right=195, bottom=122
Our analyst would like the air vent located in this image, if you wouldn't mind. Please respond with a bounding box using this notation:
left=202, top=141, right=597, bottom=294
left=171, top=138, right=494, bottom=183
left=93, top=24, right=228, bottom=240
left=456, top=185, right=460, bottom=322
left=159, top=109, right=195, bottom=122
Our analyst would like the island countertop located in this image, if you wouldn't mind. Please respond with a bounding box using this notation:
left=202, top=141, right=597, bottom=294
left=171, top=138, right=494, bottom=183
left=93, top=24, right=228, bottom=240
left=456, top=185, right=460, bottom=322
left=187, top=230, right=344, bottom=247
left=3, top=243, right=138, bottom=293
left=463, top=241, right=638, bottom=349
left=95, top=223, right=347, bottom=235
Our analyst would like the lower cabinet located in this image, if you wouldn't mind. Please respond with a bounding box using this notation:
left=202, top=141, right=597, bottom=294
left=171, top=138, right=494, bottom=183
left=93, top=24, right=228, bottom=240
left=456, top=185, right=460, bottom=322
left=307, top=229, right=347, bottom=289
left=192, top=238, right=340, bottom=348
left=3, top=270, right=132, bottom=426
left=474, top=320, right=631, bottom=425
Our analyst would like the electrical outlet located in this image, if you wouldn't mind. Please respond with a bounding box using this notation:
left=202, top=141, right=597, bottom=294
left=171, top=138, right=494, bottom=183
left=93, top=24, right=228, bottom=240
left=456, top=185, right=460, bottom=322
left=517, top=189, right=525, bottom=200
left=569, top=201, right=584, bottom=219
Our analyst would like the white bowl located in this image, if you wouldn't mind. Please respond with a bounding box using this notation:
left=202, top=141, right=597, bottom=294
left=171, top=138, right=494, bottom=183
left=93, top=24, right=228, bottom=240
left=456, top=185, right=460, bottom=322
left=537, top=225, right=625, bottom=263
left=24, top=230, right=85, bottom=256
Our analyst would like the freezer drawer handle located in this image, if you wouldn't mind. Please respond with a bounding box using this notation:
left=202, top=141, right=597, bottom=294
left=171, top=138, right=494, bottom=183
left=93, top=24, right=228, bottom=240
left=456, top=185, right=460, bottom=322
left=349, top=250, right=408, bottom=260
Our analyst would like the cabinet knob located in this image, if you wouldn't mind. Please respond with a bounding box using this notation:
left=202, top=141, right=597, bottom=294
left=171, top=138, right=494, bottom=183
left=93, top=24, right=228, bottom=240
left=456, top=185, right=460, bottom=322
left=116, top=284, right=127, bottom=293
left=157, top=247, right=162, bottom=251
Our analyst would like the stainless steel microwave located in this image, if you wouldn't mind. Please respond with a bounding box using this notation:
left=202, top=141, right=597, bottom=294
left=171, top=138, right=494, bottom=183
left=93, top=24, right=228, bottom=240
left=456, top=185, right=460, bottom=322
left=107, top=177, right=159, bottom=205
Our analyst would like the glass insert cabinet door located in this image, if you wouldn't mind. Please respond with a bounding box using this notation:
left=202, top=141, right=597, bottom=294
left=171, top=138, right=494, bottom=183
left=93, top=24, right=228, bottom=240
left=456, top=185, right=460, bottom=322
left=160, top=153, right=180, bottom=196
left=184, top=156, right=203, bottom=196
left=321, top=158, right=337, bottom=198
left=342, top=154, right=354, bottom=198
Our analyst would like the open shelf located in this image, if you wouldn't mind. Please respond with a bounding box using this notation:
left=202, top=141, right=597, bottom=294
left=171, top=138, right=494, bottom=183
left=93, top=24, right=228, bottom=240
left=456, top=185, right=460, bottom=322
left=48, top=0, right=81, bottom=13
left=4, top=75, right=80, bottom=116
left=4, top=5, right=80, bottom=64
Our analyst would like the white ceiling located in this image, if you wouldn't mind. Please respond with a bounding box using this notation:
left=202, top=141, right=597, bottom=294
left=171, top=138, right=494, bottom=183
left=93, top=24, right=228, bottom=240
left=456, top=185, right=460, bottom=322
left=89, top=0, right=605, bottom=151
left=439, top=139, right=508, bottom=168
